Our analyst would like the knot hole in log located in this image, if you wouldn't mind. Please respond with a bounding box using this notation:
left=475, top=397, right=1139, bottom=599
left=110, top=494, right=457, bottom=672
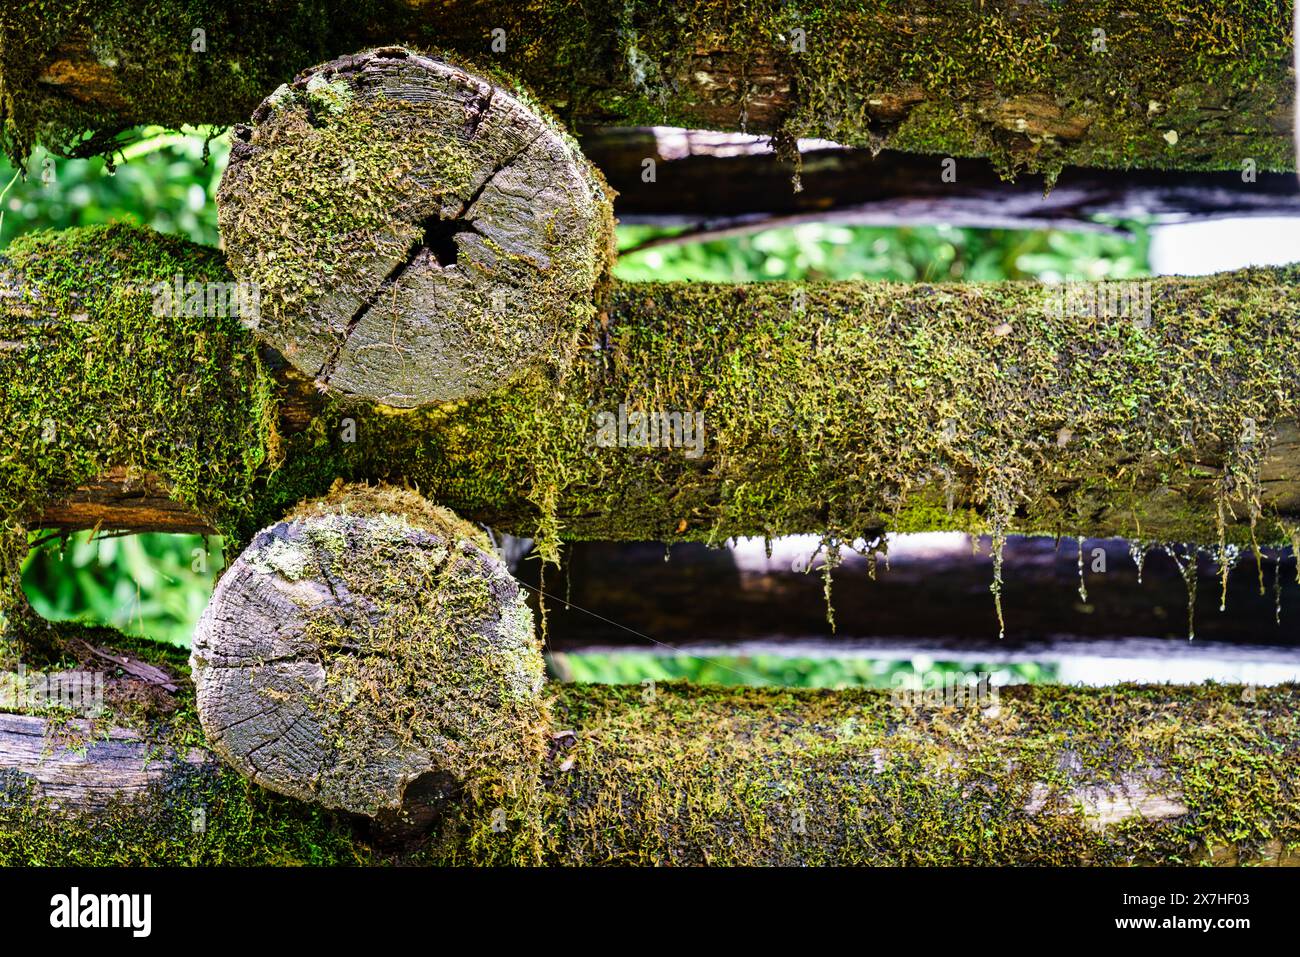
left=418, top=215, right=478, bottom=267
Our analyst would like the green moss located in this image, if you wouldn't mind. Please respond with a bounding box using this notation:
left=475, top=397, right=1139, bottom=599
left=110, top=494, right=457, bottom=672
left=0, top=760, right=366, bottom=866
left=0, top=1, right=395, bottom=169
left=0, top=612, right=363, bottom=864
left=4, top=612, right=1297, bottom=865
left=2, top=2, right=1291, bottom=174
left=780, top=0, right=1293, bottom=175
left=9, top=225, right=1299, bottom=573
left=5, top=226, right=1298, bottom=628
left=424, top=0, right=1298, bottom=175
left=0, top=223, right=274, bottom=613
left=428, top=681, right=1300, bottom=866
left=320, top=272, right=1300, bottom=558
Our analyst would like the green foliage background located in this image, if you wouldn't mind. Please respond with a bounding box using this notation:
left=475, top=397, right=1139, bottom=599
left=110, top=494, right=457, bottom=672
left=1, top=130, right=225, bottom=248
left=552, top=652, right=1056, bottom=688
left=23, top=532, right=223, bottom=646
left=616, top=220, right=1148, bottom=285
left=6, top=130, right=1146, bottom=683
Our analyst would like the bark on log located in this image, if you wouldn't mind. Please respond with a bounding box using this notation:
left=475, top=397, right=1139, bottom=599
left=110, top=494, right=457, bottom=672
left=4, top=225, right=1300, bottom=569
left=217, top=48, right=614, bottom=406
left=0, top=2, right=1293, bottom=176
left=588, top=128, right=1300, bottom=236
left=190, top=486, right=545, bottom=816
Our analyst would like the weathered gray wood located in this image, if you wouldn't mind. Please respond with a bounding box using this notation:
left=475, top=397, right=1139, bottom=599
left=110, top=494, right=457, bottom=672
left=190, top=486, right=545, bottom=816
left=0, top=713, right=208, bottom=812
left=217, top=48, right=614, bottom=407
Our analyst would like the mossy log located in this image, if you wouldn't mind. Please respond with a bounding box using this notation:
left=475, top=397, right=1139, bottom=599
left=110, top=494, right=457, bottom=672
left=0, top=2, right=1293, bottom=177
left=0, top=712, right=208, bottom=812
left=3, top=224, right=1300, bottom=581
left=218, top=48, right=614, bottom=406
left=2, top=609, right=1299, bottom=865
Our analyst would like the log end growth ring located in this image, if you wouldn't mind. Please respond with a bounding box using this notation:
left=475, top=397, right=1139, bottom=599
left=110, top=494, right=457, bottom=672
left=217, top=47, right=615, bottom=408
left=190, top=485, right=546, bottom=816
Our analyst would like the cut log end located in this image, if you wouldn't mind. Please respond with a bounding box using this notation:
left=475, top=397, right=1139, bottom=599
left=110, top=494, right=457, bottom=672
left=190, top=485, right=546, bottom=817
left=217, top=47, right=615, bottom=408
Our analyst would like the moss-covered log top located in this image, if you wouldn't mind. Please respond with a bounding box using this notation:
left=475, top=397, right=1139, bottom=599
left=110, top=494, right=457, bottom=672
left=4, top=225, right=1300, bottom=599
left=0, top=2, right=1293, bottom=177
left=2, top=626, right=1298, bottom=867
left=512, top=681, right=1300, bottom=866
left=0, top=225, right=273, bottom=606
left=373, top=275, right=1300, bottom=558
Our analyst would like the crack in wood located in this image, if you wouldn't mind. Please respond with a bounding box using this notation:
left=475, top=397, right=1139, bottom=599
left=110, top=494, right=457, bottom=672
left=312, top=124, right=545, bottom=390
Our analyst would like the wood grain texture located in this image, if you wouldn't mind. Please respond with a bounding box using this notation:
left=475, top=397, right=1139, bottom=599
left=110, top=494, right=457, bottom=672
left=190, top=487, right=545, bottom=816
left=217, top=48, right=613, bottom=407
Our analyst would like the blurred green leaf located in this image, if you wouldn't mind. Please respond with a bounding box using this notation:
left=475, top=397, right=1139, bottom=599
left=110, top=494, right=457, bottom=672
left=21, top=531, right=225, bottom=647
left=616, top=221, right=1149, bottom=284
left=0, top=126, right=226, bottom=250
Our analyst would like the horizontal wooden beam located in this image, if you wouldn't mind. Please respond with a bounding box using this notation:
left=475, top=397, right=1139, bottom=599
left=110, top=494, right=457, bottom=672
left=587, top=128, right=1300, bottom=237
left=1, top=3, right=1292, bottom=176
left=0, top=712, right=208, bottom=812
left=5, top=497, right=1298, bottom=865
left=4, top=225, right=1300, bottom=561
left=537, top=536, right=1300, bottom=649
left=3, top=625, right=1298, bottom=864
